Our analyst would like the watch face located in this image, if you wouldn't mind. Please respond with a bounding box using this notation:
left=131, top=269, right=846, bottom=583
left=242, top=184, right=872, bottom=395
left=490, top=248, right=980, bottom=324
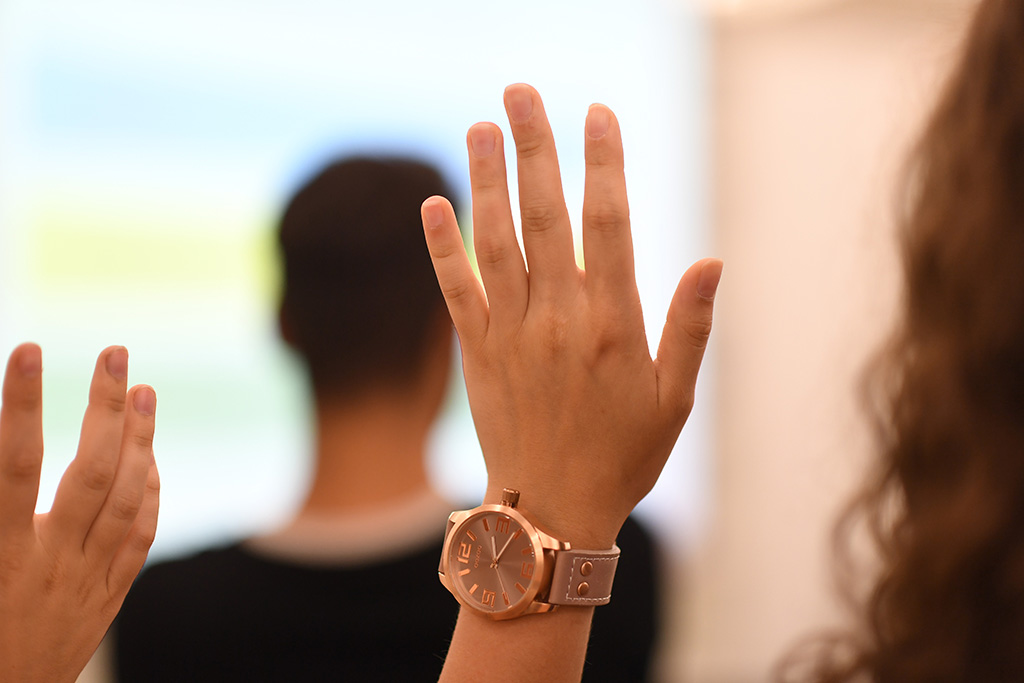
left=444, top=507, right=543, bottom=618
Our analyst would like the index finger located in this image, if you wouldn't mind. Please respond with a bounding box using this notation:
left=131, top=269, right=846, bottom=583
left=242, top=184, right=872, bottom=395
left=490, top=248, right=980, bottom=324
left=0, top=343, right=44, bottom=541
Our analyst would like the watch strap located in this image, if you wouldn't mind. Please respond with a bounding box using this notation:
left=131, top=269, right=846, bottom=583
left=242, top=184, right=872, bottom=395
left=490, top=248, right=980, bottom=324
left=548, top=545, right=620, bottom=606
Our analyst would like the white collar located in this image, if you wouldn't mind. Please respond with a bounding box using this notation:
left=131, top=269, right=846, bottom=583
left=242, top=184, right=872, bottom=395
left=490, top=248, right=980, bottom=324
left=243, top=488, right=454, bottom=567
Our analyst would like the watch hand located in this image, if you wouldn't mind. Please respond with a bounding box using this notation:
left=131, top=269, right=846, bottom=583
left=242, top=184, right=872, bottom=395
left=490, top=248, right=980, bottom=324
left=494, top=533, right=515, bottom=564
left=490, top=535, right=498, bottom=568
left=495, top=562, right=508, bottom=603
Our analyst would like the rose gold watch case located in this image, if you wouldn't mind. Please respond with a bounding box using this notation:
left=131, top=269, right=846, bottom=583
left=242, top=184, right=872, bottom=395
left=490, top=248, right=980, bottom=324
left=438, top=503, right=569, bottom=620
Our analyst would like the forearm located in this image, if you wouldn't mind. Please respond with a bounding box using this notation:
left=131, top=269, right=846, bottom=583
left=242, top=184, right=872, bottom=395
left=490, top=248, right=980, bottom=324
left=440, top=607, right=594, bottom=683
left=426, top=83, right=719, bottom=683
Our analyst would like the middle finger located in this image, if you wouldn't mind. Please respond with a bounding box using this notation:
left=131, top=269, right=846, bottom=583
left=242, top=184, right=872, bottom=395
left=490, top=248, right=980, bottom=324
left=504, top=84, right=579, bottom=301
left=48, top=346, right=129, bottom=546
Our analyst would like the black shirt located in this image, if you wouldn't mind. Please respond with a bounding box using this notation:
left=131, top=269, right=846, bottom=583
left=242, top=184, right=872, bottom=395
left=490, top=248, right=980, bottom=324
left=114, top=516, right=659, bottom=682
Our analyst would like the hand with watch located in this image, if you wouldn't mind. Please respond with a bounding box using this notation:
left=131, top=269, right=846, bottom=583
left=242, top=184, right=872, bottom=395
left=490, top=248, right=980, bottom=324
left=422, top=83, right=720, bottom=681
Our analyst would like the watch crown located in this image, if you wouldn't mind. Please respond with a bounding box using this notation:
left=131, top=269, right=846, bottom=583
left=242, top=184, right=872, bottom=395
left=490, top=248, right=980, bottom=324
left=500, top=488, right=520, bottom=508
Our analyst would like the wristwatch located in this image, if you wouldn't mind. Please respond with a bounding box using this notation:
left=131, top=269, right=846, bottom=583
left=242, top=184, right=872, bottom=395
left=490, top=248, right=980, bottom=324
left=438, top=488, right=620, bottom=620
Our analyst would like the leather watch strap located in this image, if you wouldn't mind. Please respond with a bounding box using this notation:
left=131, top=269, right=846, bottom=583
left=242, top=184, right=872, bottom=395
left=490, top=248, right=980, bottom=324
left=548, top=545, right=620, bottom=606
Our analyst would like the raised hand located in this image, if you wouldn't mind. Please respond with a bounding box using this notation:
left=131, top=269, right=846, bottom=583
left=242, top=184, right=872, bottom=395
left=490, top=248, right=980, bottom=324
left=422, top=84, right=721, bottom=550
left=0, top=344, right=159, bottom=683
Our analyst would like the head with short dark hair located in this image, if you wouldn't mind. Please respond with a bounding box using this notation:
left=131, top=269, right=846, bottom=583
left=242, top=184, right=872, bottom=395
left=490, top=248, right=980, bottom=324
left=277, top=156, right=458, bottom=401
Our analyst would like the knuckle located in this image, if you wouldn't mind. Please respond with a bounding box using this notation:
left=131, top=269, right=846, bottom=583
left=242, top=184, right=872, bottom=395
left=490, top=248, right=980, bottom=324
left=79, top=460, right=117, bottom=493
left=581, top=335, right=616, bottom=368
left=585, top=139, right=625, bottom=171
left=514, top=133, right=547, bottom=160
left=475, top=235, right=515, bottom=269
left=108, top=491, right=143, bottom=523
left=129, top=430, right=155, bottom=452
left=584, top=205, right=629, bottom=235
left=439, top=278, right=477, bottom=307
left=681, top=313, right=714, bottom=349
left=98, top=597, right=123, bottom=621
left=146, top=468, right=161, bottom=494
left=4, top=391, right=40, bottom=414
left=520, top=203, right=565, bottom=234
left=129, top=525, right=158, bottom=553
left=93, top=393, right=127, bottom=414
left=429, top=236, right=464, bottom=261
left=0, top=449, right=41, bottom=482
left=580, top=312, right=630, bottom=367
left=472, top=172, right=506, bottom=194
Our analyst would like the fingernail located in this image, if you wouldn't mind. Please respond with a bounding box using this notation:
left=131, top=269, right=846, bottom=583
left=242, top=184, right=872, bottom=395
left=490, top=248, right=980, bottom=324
left=697, top=259, right=724, bottom=300
left=469, top=124, right=496, bottom=158
left=106, top=347, right=128, bottom=381
left=505, top=85, right=533, bottom=124
left=133, top=386, right=156, bottom=417
left=587, top=105, right=610, bottom=139
left=18, top=344, right=41, bottom=378
left=422, top=198, right=445, bottom=229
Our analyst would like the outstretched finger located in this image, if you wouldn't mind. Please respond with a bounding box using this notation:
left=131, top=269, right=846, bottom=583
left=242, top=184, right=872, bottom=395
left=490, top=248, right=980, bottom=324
left=0, top=343, right=44, bottom=541
left=468, top=122, right=528, bottom=327
left=107, top=454, right=159, bottom=599
left=422, top=196, right=489, bottom=347
left=504, top=84, right=579, bottom=300
left=48, top=346, right=129, bottom=546
left=582, top=104, right=638, bottom=302
left=85, top=384, right=155, bottom=564
left=654, top=259, right=723, bottom=418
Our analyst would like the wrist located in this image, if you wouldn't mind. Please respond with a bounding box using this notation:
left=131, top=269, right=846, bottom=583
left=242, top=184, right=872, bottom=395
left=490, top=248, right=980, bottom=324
left=482, top=484, right=622, bottom=549
left=441, top=487, right=621, bottom=620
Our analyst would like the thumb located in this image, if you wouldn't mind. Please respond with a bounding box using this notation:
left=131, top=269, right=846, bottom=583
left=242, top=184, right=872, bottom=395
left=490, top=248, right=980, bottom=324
left=654, top=258, right=722, bottom=417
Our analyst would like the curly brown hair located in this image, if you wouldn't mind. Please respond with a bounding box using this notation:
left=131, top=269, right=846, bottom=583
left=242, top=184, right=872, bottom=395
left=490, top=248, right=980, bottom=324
left=781, top=1, right=1024, bottom=680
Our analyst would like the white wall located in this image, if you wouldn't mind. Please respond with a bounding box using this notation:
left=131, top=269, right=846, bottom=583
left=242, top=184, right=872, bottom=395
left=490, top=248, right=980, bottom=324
left=666, top=1, right=971, bottom=681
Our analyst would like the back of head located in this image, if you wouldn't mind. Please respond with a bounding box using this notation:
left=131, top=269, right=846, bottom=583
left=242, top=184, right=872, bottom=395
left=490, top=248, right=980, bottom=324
left=278, top=156, right=457, bottom=401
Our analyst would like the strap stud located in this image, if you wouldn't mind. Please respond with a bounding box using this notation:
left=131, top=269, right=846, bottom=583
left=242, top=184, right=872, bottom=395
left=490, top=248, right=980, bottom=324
left=577, top=582, right=590, bottom=597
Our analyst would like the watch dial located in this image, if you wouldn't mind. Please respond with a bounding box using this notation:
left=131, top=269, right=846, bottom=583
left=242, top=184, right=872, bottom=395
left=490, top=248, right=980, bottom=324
left=448, top=510, right=538, bottom=614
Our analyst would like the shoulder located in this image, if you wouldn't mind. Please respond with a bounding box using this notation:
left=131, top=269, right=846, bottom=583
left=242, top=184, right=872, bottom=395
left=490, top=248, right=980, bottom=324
left=118, top=543, right=254, bottom=615
left=134, top=543, right=251, bottom=586
left=616, top=513, right=659, bottom=562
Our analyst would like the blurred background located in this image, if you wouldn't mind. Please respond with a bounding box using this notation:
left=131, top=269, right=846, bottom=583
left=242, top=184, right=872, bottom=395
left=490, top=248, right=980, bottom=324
left=0, top=0, right=975, bottom=680
left=0, top=0, right=708, bottom=550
